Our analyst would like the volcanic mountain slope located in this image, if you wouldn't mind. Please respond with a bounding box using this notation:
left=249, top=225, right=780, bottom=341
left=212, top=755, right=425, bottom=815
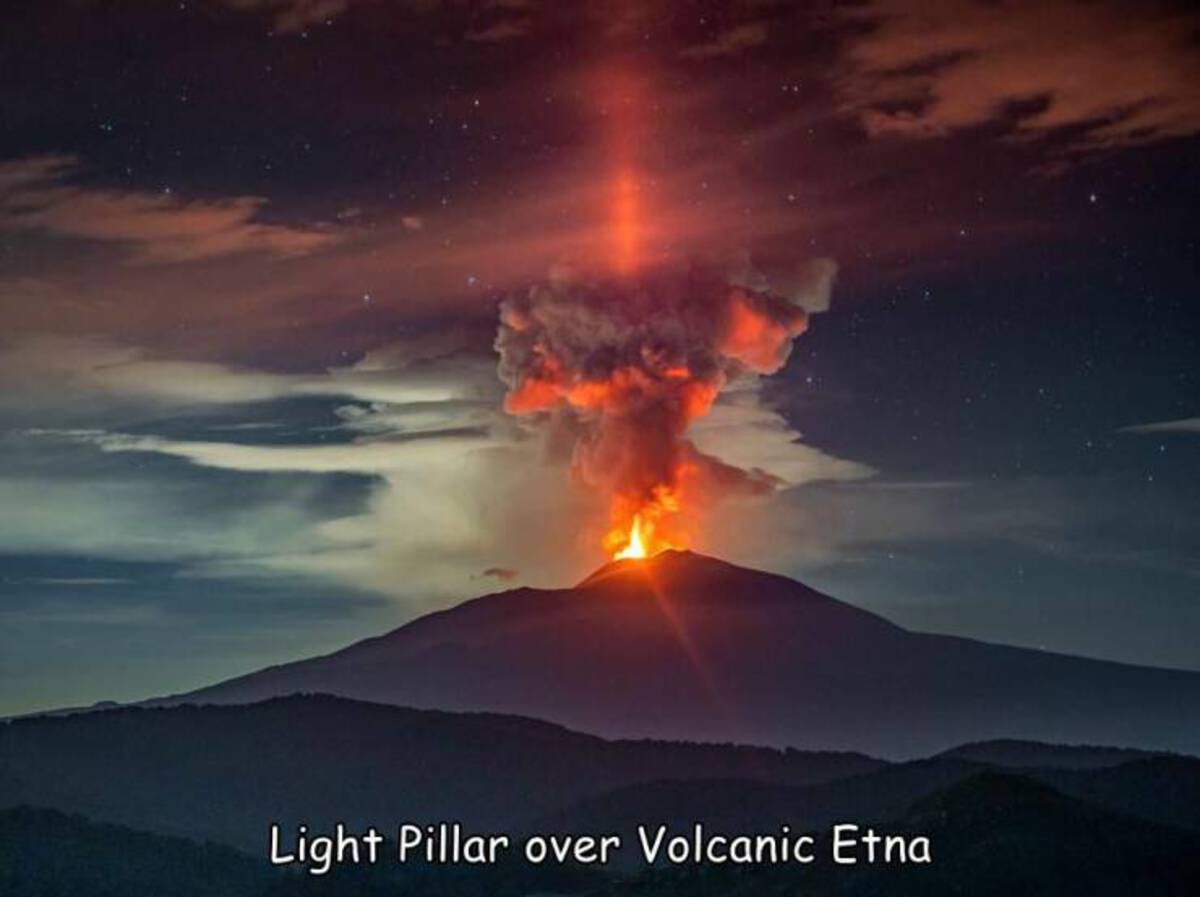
left=157, top=551, right=1200, bottom=758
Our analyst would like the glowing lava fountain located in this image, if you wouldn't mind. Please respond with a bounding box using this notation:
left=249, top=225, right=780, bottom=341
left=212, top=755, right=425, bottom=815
left=613, top=514, right=648, bottom=560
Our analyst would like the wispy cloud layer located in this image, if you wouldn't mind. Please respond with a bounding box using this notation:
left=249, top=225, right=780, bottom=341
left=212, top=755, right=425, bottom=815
left=0, top=156, right=340, bottom=263
left=1120, top=417, right=1200, bottom=434
left=2, top=334, right=871, bottom=601
left=679, top=23, right=768, bottom=60
left=220, top=0, right=352, bottom=32
left=835, top=0, right=1200, bottom=152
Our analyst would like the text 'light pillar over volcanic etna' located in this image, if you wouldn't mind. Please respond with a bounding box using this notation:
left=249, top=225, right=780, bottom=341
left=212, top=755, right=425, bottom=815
left=494, top=64, right=835, bottom=560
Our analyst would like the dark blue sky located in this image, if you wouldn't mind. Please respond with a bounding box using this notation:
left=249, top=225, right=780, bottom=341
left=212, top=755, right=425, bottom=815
left=0, top=0, right=1197, bottom=715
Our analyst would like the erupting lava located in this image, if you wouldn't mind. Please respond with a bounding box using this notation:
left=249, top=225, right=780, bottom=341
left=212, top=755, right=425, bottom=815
left=613, top=514, right=648, bottom=560
left=605, top=487, right=685, bottom=559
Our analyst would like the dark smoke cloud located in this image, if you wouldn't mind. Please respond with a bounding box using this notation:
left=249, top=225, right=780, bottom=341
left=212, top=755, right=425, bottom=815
left=495, top=260, right=835, bottom=551
left=480, top=566, right=520, bottom=581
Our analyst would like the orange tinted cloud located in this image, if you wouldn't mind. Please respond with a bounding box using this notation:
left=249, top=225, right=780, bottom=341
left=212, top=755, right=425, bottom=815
left=220, top=0, right=350, bottom=33
left=0, top=156, right=339, bottom=264
left=678, top=23, right=768, bottom=60
left=720, top=289, right=808, bottom=373
left=836, top=0, right=1200, bottom=152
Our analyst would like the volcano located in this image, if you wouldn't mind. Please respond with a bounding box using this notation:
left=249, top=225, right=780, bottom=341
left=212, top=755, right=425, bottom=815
left=155, top=551, right=1200, bottom=758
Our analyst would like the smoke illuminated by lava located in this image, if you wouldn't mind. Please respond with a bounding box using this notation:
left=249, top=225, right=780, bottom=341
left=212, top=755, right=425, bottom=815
left=496, top=262, right=824, bottom=559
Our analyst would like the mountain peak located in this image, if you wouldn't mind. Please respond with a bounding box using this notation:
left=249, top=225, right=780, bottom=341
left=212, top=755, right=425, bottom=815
left=571, top=549, right=866, bottom=621
left=576, top=548, right=728, bottom=587
left=152, top=552, right=1200, bottom=759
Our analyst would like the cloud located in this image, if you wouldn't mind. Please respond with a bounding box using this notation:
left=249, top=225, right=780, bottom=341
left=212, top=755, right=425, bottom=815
left=221, top=0, right=351, bottom=32
left=77, top=429, right=496, bottom=475
left=679, top=23, right=768, bottom=60
left=707, top=475, right=1060, bottom=576
left=0, top=333, right=511, bottom=598
left=691, top=387, right=874, bottom=487
left=0, top=331, right=500, bottom=425
left=729, top=256, right=838, bottom=314
left=1120, top=417, right=1200, bottom=434
left=0, top=155, right=340, bottom=263
left=33, top=391, right=871, bottom=599
left=479, top=566, right=519, bottom=581
left=465, top=19, right=533, bottom=43
left=0, top=473, right=339, bottom=566
left=0, top=105, right=866, bottom=350
left=834, top=0, right=1200, bottom=152
left=19, top=577, right=131, bottom=586
left=0, top=334, right=497, bottom=415
left=221, top=0, right=535, bottom=38
left=5, top=330, right=873, bottom=600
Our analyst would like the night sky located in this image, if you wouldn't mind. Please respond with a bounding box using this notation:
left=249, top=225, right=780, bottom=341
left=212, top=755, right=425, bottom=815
left=1, top=0, right=1197, bottom=716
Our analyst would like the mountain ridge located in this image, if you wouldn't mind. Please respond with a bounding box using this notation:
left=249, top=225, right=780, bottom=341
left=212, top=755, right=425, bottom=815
left=5, top=695, right=1200, bottom=894
left=139, top=551, right=1200, bottom=757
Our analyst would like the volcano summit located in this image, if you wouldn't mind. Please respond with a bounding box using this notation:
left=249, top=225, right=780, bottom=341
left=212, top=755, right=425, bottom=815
left=154, top=552, right=1200, bottom=759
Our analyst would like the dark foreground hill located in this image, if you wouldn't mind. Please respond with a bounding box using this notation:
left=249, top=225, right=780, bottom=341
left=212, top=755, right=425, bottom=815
left=0, top=695, right=879, bottom=850
left=152, top=551, right=1200, bottom=758
left=0, top=806, right=598, bottom=897
left=3, top=695, right=1199, bottom=854
left=530, top=753, right=1200, bottom=863
left=936, top=739, right=1162, bottom=769
left=6, top=696, right=1200, bottom=896
left=598, top=774, right=1200, bottom=897
left=6, top=773, right=1200, bottom=897
left=0, top=806, right=264, bottom=897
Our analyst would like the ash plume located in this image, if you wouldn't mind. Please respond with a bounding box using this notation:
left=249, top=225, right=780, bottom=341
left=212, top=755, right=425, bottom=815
left=495, top=260, right=834, bottom=554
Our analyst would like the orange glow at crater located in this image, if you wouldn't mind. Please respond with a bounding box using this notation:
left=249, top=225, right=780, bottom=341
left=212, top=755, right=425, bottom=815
left=613, top=514, right=648, bottom=560
left=604, top=486, right=687, bottom=560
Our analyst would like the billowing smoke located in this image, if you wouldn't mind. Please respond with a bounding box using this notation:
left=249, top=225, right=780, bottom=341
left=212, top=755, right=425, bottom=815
left=496, top=260, right=834, bottom=557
